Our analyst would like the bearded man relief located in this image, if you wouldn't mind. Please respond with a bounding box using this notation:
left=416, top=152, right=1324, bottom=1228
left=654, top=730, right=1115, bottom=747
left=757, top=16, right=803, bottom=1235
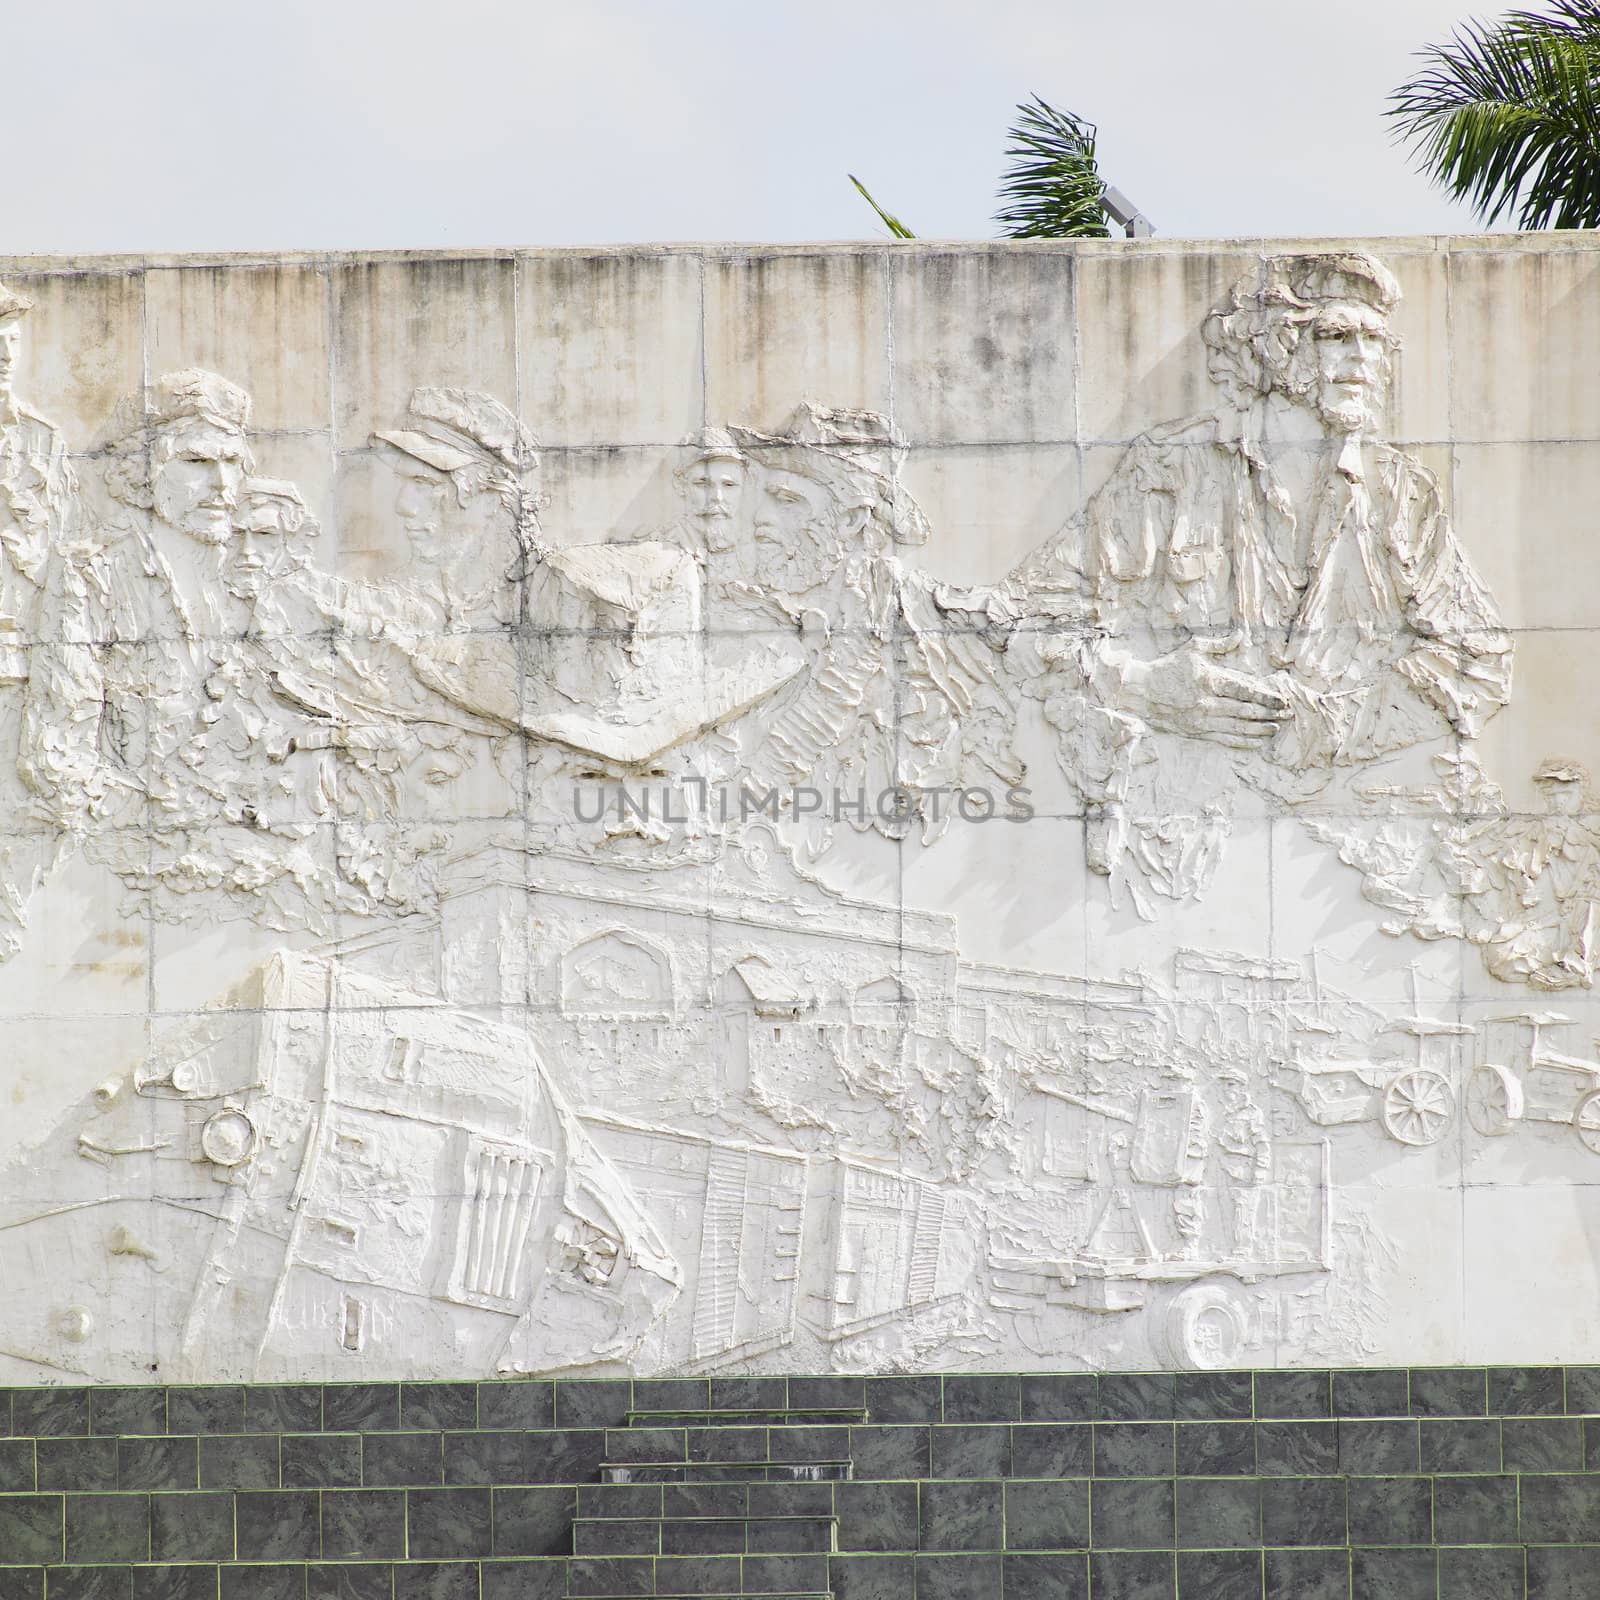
left=1009, top=252, right=1513, bottom=914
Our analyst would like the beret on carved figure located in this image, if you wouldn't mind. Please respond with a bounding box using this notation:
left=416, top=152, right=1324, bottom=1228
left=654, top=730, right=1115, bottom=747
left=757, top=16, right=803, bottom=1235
left=374, top=384, right=538, bottom=478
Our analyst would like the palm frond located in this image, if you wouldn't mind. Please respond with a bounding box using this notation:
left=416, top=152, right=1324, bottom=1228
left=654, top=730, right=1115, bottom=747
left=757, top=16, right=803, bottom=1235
left=1388, top=2, right=1600, bottom=229
left=849, top=174, right=917, bottom=240
left=994, top=94, right=1110, bottom=239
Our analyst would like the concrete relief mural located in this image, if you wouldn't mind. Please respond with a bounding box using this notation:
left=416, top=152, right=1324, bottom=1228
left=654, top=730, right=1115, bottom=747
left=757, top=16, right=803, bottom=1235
left=0, top=243, right=1592, bottom=1380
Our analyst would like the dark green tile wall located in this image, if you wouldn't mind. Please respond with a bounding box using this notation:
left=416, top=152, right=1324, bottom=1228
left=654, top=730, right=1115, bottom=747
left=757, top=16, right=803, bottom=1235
left=0, top=1367, right=1596, bottom=1599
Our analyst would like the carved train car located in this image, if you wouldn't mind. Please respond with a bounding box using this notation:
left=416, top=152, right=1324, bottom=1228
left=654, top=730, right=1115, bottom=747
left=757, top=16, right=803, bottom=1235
left=4, top=952, right=679, bottom=1382
left=324, top=835, right=999, bottom=1372
left=586, top=1129, right=984, bottom=1372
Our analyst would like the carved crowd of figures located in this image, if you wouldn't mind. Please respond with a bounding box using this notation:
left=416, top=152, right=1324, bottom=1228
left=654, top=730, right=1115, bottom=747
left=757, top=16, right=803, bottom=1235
left=0, top=252, right=1578, bottom=991
left=2, top=246, right=1594, bottom=1380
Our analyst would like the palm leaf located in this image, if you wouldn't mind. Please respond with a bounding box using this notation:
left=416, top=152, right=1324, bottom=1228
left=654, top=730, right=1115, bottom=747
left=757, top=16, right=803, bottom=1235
left=1388, top=1, right=1600, bottom=229
left=994, top=94, right=1111, bottom=239
left=849, top=174, right=917, bottom=240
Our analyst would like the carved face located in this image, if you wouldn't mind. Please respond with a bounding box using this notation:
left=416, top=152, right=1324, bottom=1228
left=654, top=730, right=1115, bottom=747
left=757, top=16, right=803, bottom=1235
left=1166, top=517, right=1222, bottom=586
left=1309, top=302, right=1391, bottom=433
left=0, top=318, right=22, bottom=395
left=221, top=523, right=278, bottom=601
left=681, top=455, right=745, bottom=552
left=224, top=491, right=307, bottom=601
left=1538, top=778, right=1586, bottom=817
left=393, top=459, right=450, bottom=558
left=391, top=454, right=518, bottom=598
left=152, top=421, right=250, bottom=546
left=750, top=469, right=841, bottom=594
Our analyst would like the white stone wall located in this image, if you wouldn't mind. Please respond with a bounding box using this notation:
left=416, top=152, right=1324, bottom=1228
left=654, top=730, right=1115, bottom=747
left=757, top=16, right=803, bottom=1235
left=0, top=238, right=1596, bottom=1381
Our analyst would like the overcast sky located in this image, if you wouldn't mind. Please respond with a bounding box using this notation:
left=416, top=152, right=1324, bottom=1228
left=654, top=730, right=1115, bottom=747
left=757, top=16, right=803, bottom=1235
left=12, top=0, right=1501, bottom=252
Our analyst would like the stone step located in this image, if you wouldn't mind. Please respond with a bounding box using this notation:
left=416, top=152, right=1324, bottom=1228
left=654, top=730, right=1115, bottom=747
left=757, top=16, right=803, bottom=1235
left=573, top=1513, right=838, bottom=1557
left=567, top=1553, right=831, bottom=1596
left=625, top=1408, right=868, bottom=1427
left=578, top=1481, right=837, bottom=1518
left=605, top=1425, right=852, bottom=1464
left=600, top=1460, right=853, bottom=1484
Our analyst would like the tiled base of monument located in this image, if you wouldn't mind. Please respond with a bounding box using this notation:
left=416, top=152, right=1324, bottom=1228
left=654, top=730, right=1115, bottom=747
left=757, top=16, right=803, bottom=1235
left=0, top=1370, right=1594, bottom=1600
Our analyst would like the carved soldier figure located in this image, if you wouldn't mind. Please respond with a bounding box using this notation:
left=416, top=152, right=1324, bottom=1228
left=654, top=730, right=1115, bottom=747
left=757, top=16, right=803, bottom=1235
left=0, top=282, right=79, bottom=955
left=1317, top=752, right=1600, bottom=991
left=1215, top=1066, right=1271, bottom=1256
left=222, top=477, right=320, bottom=608
left=346, top=388, right=545, bottom=828
left=1481, top=757, right=1600, bottom=990
left=372, top=386, right=541, bottom=630
left=1012, top=252, right=1513, bottom=908
left=674, top=428, right=747, bottom=558
left=727, top=403, right=1021, bottom=841
left=65, top=371, right=257, bottom=824
left=21, top=371, right=354, bottom=925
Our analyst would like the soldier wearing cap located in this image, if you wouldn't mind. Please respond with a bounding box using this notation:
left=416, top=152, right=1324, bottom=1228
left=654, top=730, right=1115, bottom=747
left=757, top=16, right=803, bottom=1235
left=673, top=428, right=747, bottom=557
left=719, top=402, right=1020, bottom=841
left=24, top=371, right=311, bottom=855
left=372, top=386, right=540, bottom=629
left=28, top=372, right=355, bottom=873
left=1479, top=756, right=1600, bottom=990
left=222, top=477, right=320, bottom=606
left=0, top=281, right=79, bottom=956
left=1009, top=251, right=1513, bottom=909
left=731, top=402, right=930, bottom=610
left=90, top=369, right=256, bottom=639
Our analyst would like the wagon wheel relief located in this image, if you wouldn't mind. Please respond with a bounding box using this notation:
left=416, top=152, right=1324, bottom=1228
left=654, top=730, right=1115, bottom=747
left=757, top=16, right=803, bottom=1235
left=1381, top=1068, right=1454, bottom=1146
left=1465, top=1065, right=1523, bottom=1137
left=1574, top=1089, right=1600, bottom=1156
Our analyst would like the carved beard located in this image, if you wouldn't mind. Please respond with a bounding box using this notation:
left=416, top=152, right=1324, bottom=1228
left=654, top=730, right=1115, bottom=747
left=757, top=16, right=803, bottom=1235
left=692, top=507, right=738, bottom=553
left=755, top=522, right=839, bottom=595
left=221, top=566, right=270, bottom=602
left=1315, top=382, right=1378, bottom=436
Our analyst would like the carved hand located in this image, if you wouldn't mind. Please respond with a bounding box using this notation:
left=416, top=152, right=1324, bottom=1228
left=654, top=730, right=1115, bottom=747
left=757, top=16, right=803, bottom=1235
left=1120, top=644, right=1290, bottom=748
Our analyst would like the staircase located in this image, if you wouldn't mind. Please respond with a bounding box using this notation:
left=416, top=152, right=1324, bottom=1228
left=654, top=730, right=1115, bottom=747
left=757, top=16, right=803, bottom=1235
left=7, top=1367, right=1565, bottom=1600
left=568, top=1402, right=861, bottom=1597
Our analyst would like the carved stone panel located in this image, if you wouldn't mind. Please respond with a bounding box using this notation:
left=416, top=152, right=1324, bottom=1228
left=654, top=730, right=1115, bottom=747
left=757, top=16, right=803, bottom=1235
left=0, top=239, right=1595, bottom=1378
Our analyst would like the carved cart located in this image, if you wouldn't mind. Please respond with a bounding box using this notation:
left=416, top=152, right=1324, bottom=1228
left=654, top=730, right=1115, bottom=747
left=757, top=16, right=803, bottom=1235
left=1274, top=1012, right=1470, bottom=1147
left=1466, top=1011, right=1600, bottom=1153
